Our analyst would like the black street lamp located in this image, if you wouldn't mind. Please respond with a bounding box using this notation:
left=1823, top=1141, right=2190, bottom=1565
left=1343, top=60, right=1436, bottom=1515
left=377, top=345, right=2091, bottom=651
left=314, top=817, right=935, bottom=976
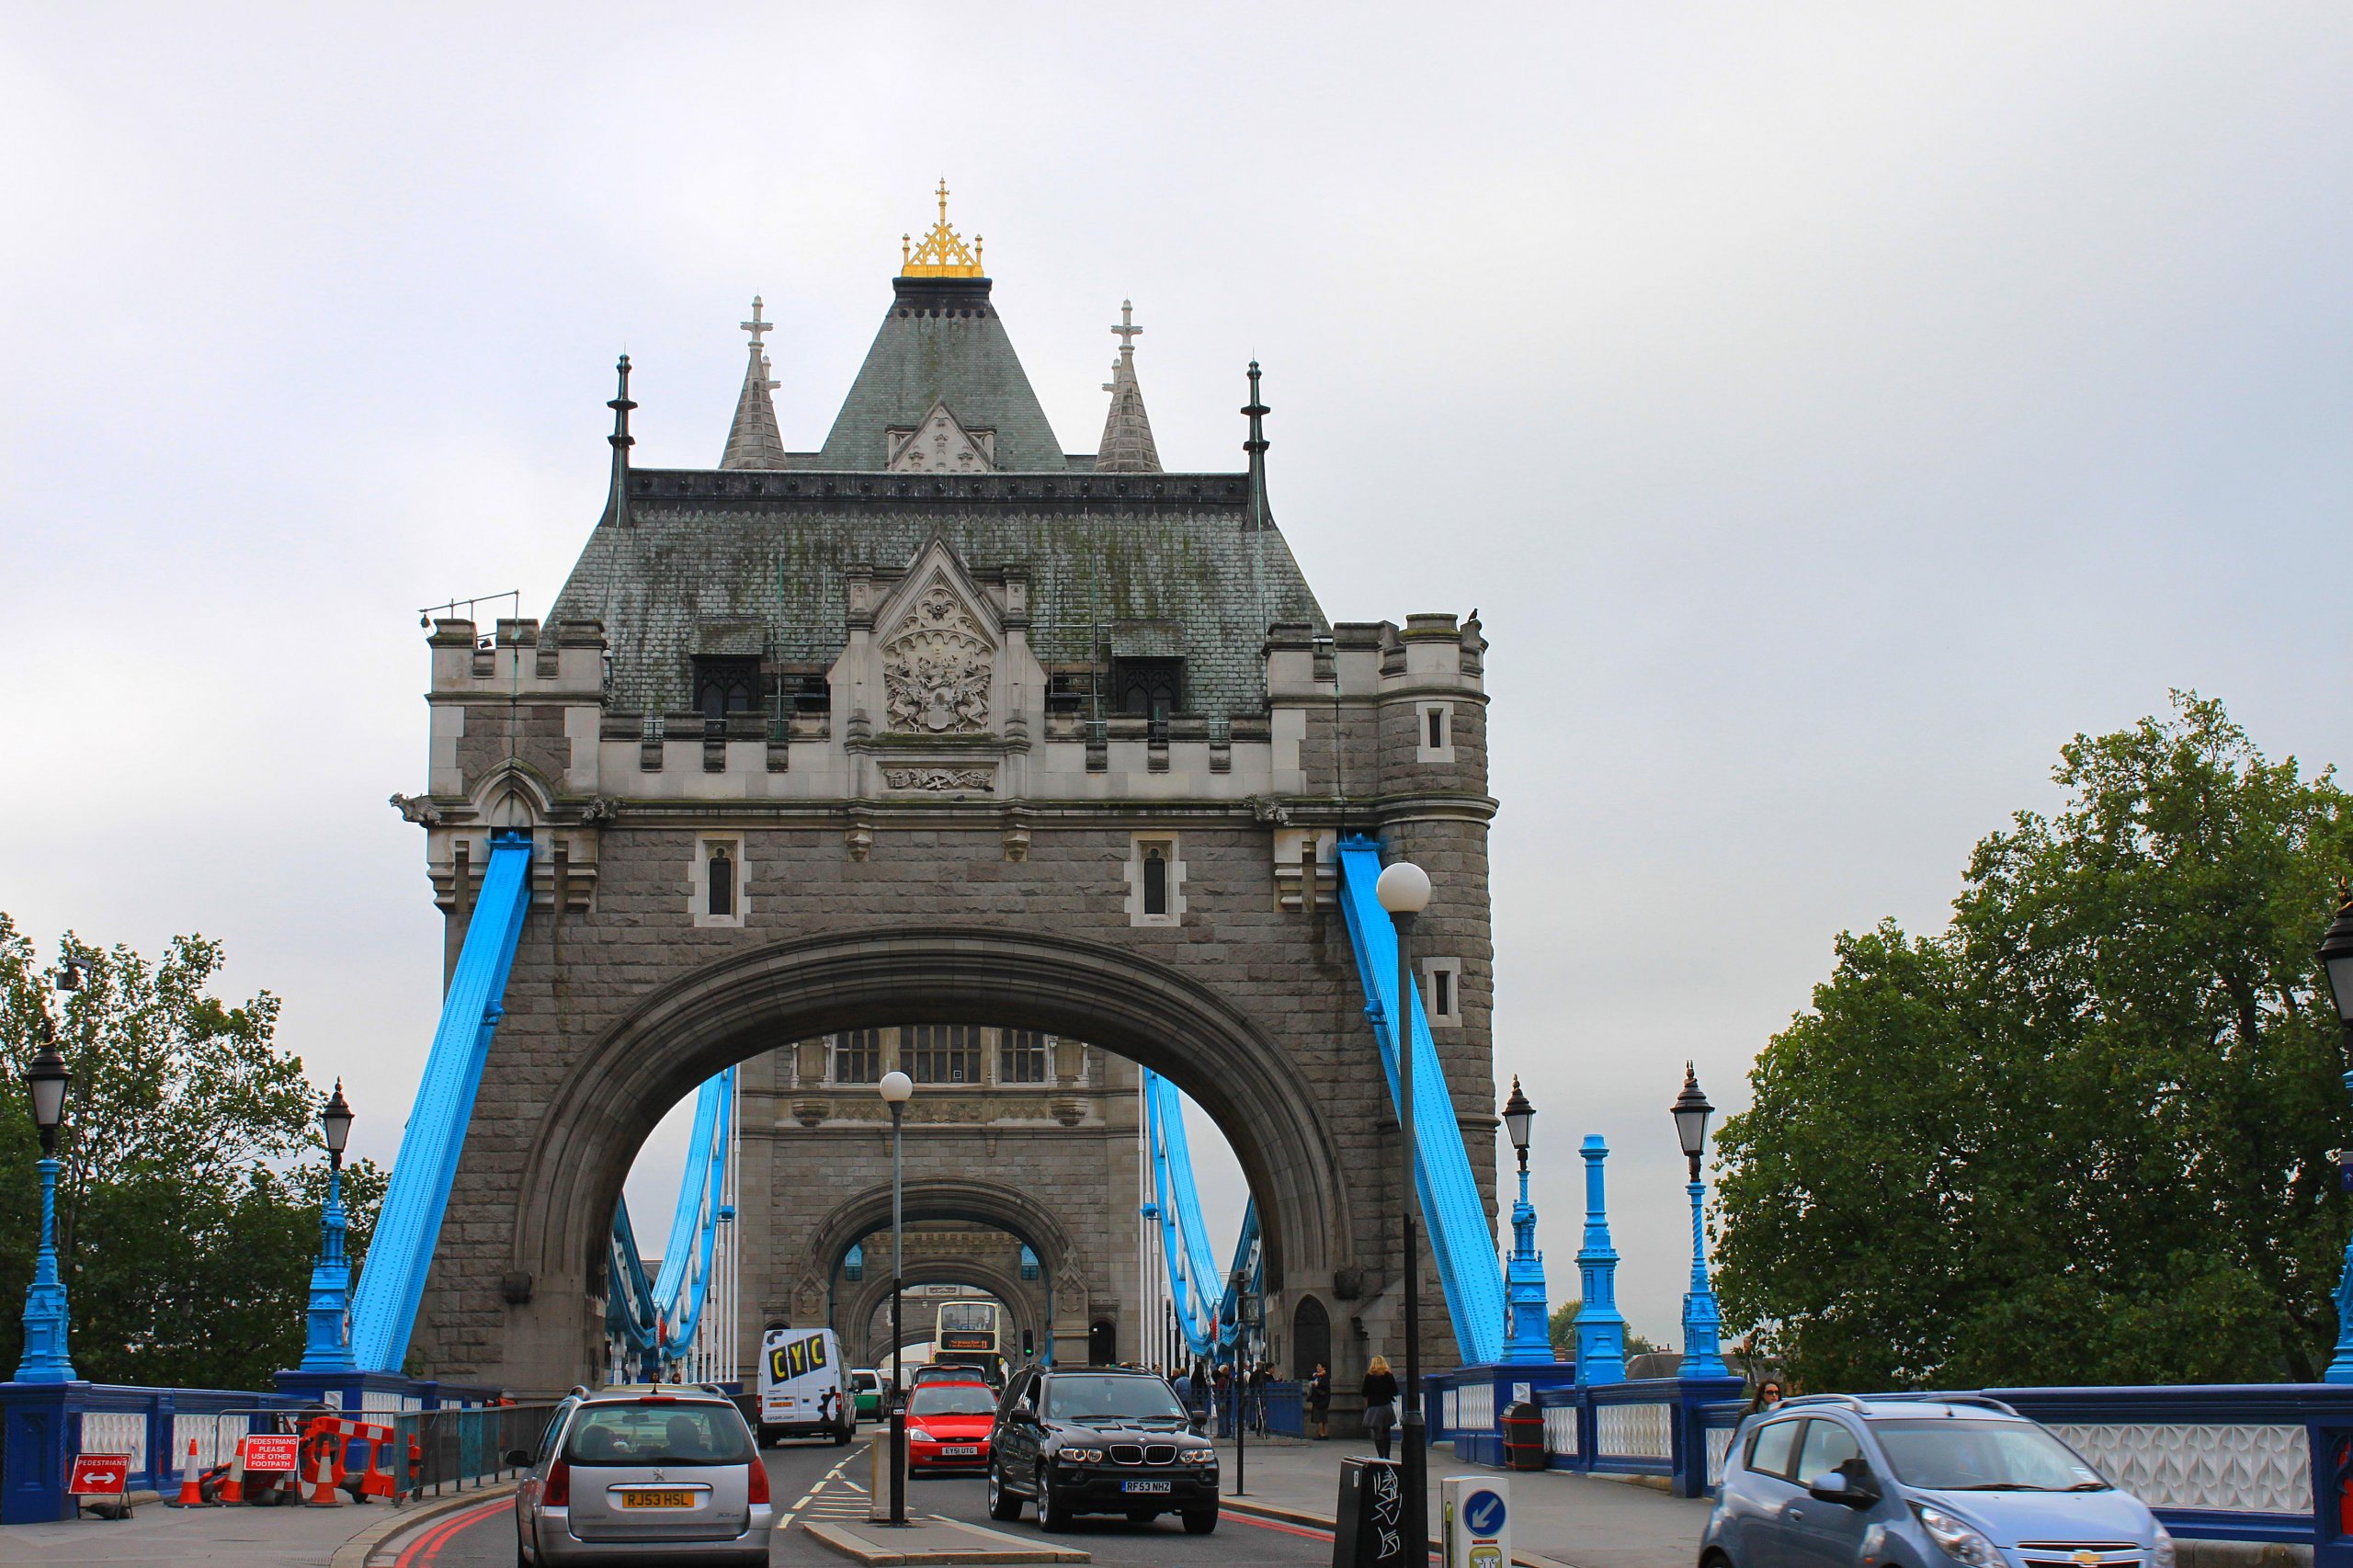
left=2314, top=883, right=2353, bottom=1382
left=1373, top=858, right=1432, bottom=1556
left=1503, top=1078, right=1534, bottom=1173
left=1671, top=1064, right=1713, bottom=1183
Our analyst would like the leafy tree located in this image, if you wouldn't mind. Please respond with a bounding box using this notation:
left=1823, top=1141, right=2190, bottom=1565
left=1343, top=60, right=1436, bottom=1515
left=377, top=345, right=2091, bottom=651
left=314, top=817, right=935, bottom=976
left=1714, top=696, right=2353, bottom=1390
left=0, top=915, right=382, bottom=1387
left=1546, top=1299, right=1660, bottom=1358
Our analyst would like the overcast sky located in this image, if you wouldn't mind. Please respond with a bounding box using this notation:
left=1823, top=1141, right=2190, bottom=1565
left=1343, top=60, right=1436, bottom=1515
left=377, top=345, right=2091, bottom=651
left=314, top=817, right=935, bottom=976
left=4, top=4, right=2348, bottom=1352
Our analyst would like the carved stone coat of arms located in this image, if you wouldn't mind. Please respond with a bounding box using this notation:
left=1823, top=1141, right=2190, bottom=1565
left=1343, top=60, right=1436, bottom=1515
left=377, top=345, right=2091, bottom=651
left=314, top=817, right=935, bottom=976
left=881, top=585, right=993, bottom=733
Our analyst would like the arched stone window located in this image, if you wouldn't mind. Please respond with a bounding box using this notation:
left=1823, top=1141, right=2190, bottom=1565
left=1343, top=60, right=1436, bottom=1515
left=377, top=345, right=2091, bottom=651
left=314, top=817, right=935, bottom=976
left=1126, top=835, right=1185, bottom=927
left=1143, top=846, right=1168, bottom=916
left=708, top=844, right=734, bottom=917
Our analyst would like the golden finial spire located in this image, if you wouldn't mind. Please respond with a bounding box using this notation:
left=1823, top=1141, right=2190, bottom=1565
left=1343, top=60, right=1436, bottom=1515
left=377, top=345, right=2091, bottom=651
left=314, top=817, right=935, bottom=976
left=901, top=179, right=984, bottom=278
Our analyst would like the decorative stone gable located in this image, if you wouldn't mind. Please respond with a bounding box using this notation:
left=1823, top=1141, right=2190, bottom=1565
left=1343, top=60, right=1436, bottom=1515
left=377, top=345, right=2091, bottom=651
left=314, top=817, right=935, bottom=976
left=885, top=401, right=996, bottom=473
left=882, top=579, right=995, bottom=735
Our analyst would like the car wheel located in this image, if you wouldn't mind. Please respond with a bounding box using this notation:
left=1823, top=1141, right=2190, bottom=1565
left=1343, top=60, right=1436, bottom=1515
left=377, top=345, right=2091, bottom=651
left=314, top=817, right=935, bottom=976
left=1182, top=1507, right=1218, bottom=1535
left=1039, top=1465, right=1074, bottom=1531
left=987, top=1463, right=1023, bottom=1521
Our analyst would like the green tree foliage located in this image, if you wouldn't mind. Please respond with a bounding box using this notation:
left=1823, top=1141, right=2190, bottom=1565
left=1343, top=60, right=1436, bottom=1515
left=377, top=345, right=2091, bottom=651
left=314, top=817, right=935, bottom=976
left=1714, top=696, right=2353, bottom=1390
left=0, top=915, right=383, bottom=1388
left=1546, top=1300, right=1659, bottom=1358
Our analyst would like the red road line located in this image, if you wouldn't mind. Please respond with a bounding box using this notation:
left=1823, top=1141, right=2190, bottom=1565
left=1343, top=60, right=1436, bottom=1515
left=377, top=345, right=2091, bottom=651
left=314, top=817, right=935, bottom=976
left=394, top=1495, right=511, bottom=1568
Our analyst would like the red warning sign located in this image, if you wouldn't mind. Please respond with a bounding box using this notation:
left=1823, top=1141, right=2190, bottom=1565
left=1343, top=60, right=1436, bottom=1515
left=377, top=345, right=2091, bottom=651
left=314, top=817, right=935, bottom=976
left=68, top=1452, right=129, bottom=1495
left=240, top=1433, right=301, bottom=1472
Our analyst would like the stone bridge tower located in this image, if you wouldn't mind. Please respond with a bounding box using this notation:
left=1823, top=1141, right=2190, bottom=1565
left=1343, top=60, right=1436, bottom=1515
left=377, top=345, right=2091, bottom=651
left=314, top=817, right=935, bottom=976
left=402, top=189, right=1499, bottom=1403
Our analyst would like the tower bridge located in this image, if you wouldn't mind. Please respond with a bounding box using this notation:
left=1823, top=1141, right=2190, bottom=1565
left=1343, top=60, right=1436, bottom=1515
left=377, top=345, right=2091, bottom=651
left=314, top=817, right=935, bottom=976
left=369, top=188, right=1506, bottom=1404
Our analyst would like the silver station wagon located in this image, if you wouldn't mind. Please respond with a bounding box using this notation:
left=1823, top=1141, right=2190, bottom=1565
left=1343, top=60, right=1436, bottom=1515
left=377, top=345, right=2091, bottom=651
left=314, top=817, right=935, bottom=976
left=510, top=1389, right=773, bottom=1565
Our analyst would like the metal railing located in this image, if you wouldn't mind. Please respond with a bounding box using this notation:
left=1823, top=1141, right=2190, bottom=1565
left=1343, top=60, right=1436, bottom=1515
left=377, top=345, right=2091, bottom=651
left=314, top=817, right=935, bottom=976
left=392, top=1404, right=562, bottom=1498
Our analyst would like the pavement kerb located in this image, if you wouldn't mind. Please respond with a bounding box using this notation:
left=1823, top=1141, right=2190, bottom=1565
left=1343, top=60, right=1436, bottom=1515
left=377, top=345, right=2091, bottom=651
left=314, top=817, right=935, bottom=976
left=332, top=1481, right=519, bottom=1568
left=1219, top=1494, right=1584, bottom=1568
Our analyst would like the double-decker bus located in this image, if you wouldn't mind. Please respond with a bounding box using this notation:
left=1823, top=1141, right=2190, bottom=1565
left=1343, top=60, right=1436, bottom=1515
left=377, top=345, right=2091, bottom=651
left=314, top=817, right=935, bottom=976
left=933, top=1300, right=1005, bottom=1384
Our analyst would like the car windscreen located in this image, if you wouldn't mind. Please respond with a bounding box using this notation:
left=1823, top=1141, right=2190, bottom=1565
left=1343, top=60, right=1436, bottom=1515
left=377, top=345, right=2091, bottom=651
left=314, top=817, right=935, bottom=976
left=1867, top=1418, right=2107, bottom=1492
left=911, top=1383, right=997, bottom=1416
left=1041, top=1374, right=1188, bottom=1425
left=563, top=1403, right=754, bottom=1466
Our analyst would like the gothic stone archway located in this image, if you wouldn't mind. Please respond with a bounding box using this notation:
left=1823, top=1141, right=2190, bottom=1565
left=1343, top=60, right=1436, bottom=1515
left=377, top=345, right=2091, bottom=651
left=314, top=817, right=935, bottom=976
left=426, top=923, right=1426, bottom=1392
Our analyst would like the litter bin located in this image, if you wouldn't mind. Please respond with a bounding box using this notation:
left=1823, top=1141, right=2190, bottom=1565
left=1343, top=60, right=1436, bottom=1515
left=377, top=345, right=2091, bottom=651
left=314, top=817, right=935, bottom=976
left=1332, top=1455, right=1411, bottom=1567
left=1501, top=1401, right=1547, bottom=1471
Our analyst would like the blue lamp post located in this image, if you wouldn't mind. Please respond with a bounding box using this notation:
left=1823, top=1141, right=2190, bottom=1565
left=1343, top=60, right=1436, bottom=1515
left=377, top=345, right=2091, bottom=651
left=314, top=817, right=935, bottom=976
left=1501, top=1077, right=1552, bottom=1363
left=300, top=1080, right=358, bottom=1372
left=2313, top=887, right=2353, bottom=1382
left=1573, top=1135, right=1627, bottom=1385
left=1671, top=1063, right=1729, bottom=1379
left=16, top=959, right=83, bottom=1383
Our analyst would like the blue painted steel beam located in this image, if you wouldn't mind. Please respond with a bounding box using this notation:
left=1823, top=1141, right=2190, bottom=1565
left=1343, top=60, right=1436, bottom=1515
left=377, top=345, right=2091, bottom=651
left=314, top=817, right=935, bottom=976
left=644, top=1067, right=733, bottom=1359
left=1334, top=835, right=1506, bottom=1366
left=350, top=834, right=534, bottom=1372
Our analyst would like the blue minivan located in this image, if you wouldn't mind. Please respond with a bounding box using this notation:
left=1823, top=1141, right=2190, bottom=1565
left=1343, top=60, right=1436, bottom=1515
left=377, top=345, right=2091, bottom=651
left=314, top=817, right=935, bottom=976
left=1700, top=1394, right=2173, bottom=1568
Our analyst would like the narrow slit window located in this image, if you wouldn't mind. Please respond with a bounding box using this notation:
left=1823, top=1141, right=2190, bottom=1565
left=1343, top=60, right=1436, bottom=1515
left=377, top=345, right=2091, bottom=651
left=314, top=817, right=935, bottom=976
left=1436, top=967, right=1453, bottom=1018
left=708, top=845, right=734, bottom=917
left=1428, top=709, right=1445, bottom=750
left=1142, top=846, right=1168, bottom=916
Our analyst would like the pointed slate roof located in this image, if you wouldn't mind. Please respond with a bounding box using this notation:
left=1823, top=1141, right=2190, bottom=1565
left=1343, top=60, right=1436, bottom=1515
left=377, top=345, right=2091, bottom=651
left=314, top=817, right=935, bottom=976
left=720, top=298, right=788, bottom=470
left=1095, top=300, right=1161, bottom=473
left=815, top=277, right=1068, bottom=471
left=550, top=470, right=1326, bottom=721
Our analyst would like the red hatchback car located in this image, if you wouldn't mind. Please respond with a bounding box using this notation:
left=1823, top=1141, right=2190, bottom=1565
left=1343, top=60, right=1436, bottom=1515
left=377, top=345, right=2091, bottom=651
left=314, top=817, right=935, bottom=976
left=904, top=1380, right=997, bottom=1472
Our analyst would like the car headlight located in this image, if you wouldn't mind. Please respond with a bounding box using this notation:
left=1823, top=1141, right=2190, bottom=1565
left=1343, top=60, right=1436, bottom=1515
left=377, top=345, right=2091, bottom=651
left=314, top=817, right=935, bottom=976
left=1915, top=1504, right=2001, bottom=1568
left=907, top=1428, right=934, bottom=1443
left=1182, top=1447, right=1216, bottom=1464
left=2153, top=1524, right=2176, bottom=1568
left=1057, top=1447, right=1104, bottom=1464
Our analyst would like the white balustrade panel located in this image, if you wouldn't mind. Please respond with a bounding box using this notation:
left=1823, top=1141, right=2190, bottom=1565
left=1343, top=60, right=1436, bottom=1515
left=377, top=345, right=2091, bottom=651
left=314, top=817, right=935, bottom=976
left=1443, top=1389, right=1459, bottom=1432
left=1707, top=1425, right=1737, bottom=1484
left=172, top=1413, right=243, bottom=1470
left=2046, top=1424, right=2308, bottom=1516
left=80, top=1412, right=146, bottom=1473
left=1596, top=1402, right=1673, bottom=1459
left=1458, top=1384, right=1495, bottom=1433
left=1544, top=1404, right=1580, bottom=1456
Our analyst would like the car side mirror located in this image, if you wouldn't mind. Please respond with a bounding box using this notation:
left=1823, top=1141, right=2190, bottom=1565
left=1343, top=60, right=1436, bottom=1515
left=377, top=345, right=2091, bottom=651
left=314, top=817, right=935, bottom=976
left=505, top=1448, right=532, bottom=1469
left=1806, top=1469, right=1881, bottom=1507
left=1188, top=1413, right=1208, bottom=1436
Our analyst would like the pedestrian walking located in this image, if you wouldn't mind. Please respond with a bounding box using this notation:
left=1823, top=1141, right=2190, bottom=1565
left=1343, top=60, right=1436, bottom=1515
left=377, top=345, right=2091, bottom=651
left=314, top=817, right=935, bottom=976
left=1307, top=1361, right=1331, bottom=1439
left=1361, top=1356, right=1400, bottom=1459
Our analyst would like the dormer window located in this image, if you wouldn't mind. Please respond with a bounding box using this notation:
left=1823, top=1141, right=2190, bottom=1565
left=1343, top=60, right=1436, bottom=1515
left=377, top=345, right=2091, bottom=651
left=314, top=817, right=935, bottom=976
left=1112, top=658, right=1184, bottom=722
left=694, top=656, right=761, bottom=720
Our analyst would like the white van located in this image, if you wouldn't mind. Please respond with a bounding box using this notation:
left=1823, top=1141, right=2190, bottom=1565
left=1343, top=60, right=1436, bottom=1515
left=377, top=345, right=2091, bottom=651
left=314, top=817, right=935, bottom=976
left=757, top=1325, right=853, bottom=1446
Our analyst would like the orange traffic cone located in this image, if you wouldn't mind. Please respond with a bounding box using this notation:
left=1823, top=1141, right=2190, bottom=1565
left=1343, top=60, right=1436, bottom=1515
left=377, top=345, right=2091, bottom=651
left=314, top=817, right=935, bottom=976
left=301, top=1420, right=346, bottom=1507
left=217, top=1445, right=245, bottom=1506
left=171, top=1439, right=210, bottom=1506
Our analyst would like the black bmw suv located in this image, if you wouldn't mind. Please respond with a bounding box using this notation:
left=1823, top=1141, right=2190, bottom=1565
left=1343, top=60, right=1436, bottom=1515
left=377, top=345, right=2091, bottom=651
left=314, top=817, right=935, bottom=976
left=985, top=1365, right=1220, bottom=1534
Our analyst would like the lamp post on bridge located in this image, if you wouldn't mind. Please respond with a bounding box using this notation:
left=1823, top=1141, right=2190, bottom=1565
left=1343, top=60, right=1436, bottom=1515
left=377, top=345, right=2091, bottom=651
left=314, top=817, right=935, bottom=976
left=2313, top=886, right=2353, bottom=1382
left=1374, top=857, right=1432, bottom=1560
left=300, top=1080, right=359, bottom=1372
left=1670, top=1063, right=1729, bottom=1379
left=16, top=958, right=83, bottom=1383
left=1502, top=1077, right=1552, bottom=1363
left=879, top=1069, right=913, bottom=1522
